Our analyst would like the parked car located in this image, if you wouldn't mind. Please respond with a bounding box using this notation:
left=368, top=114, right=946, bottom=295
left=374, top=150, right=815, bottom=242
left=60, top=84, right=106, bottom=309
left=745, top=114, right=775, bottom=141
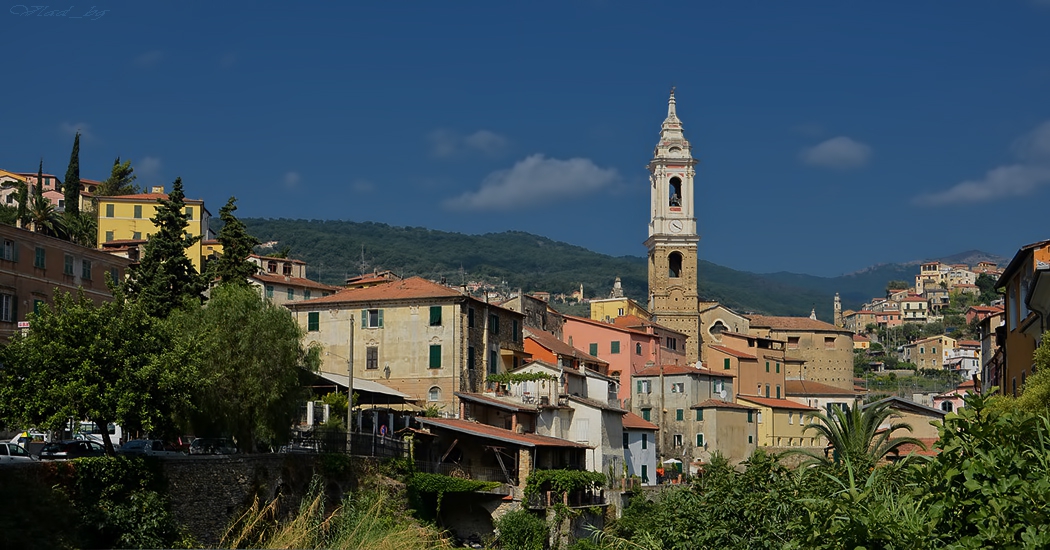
left=189, top=438, right=238, bottom=455
left=118, top=439, right=185, bottom=457
left=39, top=440, right=106, bottom=460
left=0, top=442, right=36, bottom=463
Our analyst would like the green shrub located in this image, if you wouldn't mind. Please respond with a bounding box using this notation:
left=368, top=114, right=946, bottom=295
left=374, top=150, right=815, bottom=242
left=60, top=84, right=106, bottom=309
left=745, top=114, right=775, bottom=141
left=495, top=510, right=548, bottom=550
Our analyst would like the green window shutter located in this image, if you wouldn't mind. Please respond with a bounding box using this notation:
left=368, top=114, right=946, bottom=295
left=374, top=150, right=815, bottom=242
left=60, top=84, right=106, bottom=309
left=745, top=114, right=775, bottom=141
left=589, top=343, right=598, bottom=356
left=642, top=408, right=651, bottom=421
left=34, top=247, right=45, bottom=268
left=185, top=206, right=193, bottom=220
left=132, top=231, right=141, bottom=240
left=776, top=386, right=781, bottom=399
left=748, top=411, right=754, bottom=423
left=33, top=299, right=44, bottom=315
left=675, top=409, right=683, bottom=421
left=776, top=362, right=780, bottom=373
left=429, top=345, right=441, bottom=369
left=105, top=204, right=113, bottom=217
left=765, top=385, right=770, bottom=398
left=512, top=319, right=519, bottom=341
left=696, top=433, right=704, bottom=447
left=105, top=231, right=114, bottom=242
left=641, top=434, right=648, bottom=450
left=611, top=341, right=620, bottom=354
left=637, top=381, right=643, bottom=394
left=287, top=288, right=294, bottom=300
left=622, top=432, right=629, bottom=449
left=749, top=435, right=754, bottom=444
left=641, top=464, right=648, bottom=482
left=378, top=309, right=383, bottom=327
left=765, top=361, right=769, bottom=372
left=134, top=205, right=142, bottom=218
left=307, top=312, right=319, bottom=331
left=265, top=286, right=274, bottom=298
left=723, top=358, right=730, bottom=370
left=696, top=409, right=703, bottom=421
left=430, top=305, right=442, bottom=326
left=361, top=309, right=368, bottom=326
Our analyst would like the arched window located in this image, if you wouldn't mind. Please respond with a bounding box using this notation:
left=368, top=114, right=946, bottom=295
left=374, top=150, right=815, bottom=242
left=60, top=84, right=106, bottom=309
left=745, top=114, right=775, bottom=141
left=709, top=320, right=728, bottom=338
left=668, top=252, right=683, bottom=278
left=669, top=177, right=682, bottom=206
left=428, top=386, right=441, bottom=402
left=940, top=401, right=953, bottom=413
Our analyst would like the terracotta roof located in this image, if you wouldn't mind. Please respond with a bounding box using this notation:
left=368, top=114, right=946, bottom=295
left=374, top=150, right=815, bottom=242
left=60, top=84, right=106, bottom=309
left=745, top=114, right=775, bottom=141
left=692, top=399, right=755, bottom=410
left=251, top=272, right=342, bottom=291
left=746, top=315, right=847, bottom=333
left=98, top=192, right=205, bottom=204
left=785, top=380, right=857, bottom=397
left=853, top=334, right=870, bottom=342
left=612, top=315, right=683, bottom=335
left=289, top=276, right=466, bottom=306
left=737, top=395, right=818, bottom=411
left=901, top=296, right=927, bottom=302
left=417, top=417, right=591, bottom=448
left=707, top=345, right=757, bottom=360
left=957, top=340, right=980, bottom=347
left=524, top=329, right=606, bottom=365
left=562, top=314, right=649, bottom=336
left=958, top=379, right=976, bottom=389
left=634, top=364, right=735, bottom=378
left=894, top=438, right=940, bottom=457
left=455, top=392, right=538, bottom=413
left=567, top=395, right=626, bottom=413
left=622, top=411, right=659, bottom=430
left=966, top=305, right=1002, bottom=313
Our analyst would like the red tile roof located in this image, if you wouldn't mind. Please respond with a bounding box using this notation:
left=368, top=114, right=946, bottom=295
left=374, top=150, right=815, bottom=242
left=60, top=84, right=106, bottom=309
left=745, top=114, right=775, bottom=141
left=693, top=399, right=755, bottom=410
left=746, top=315, right=846, bottom=333
left=785, top=380, right=857, bottom=397
left=612, top=315, right=682, bottom=335
left=853, top=334, right=870, bottom=342
left=417, top=417, right=591, bottom=448
left=99, top=192, right=205, bottom=204
left=737, top=395, right=818, bottom=411
left=622, top=411, right=659, bottom=430
left=634, top=364, right=735, bottom=378
left=525, top=329, right=606, bottom=365
left=289, top=276, right=465, bottom=306
left=252, top=272, right=342, bottom=291
left=707, top=345, right=757, bottom=360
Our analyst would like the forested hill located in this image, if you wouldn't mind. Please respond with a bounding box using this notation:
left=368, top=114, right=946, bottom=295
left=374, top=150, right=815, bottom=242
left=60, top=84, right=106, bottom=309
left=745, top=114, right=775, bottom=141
left=243, top=218, right=839, bottom=319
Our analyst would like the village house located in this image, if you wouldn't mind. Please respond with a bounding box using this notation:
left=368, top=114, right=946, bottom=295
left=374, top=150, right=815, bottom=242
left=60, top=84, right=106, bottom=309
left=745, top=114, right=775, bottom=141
left=932, top=379, right=977, bottom=413
left=735, top=395, right=820, bottom=449
left=622, top=411, right=658, bottom=485
left=994, top=239, right=1050, bottom=397
left=784, top=379, right=859, bottom=416
left=902, top=335, right=957, bottom=370
left=746, top=314, right=855, bottom=391
left=247, top=254, right=341, bottom=305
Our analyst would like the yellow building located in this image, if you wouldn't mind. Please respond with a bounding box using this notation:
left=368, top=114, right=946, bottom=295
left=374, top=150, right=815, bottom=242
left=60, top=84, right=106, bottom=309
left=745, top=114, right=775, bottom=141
left=96, top=186, right=212, bottom=270
left=736, top=395, right=822, bottom=449
left=590, top=297, right=650, bottom=323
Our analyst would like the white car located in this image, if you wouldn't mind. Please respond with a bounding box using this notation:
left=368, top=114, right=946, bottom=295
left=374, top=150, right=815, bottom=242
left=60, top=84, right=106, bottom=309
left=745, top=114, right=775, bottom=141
left=0, top=442, right=36, bottom=462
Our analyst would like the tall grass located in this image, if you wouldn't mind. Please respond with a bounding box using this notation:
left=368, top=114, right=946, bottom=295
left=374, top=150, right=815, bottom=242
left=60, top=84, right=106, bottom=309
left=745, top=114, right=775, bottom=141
left=222, top=477, right=452, bottom=550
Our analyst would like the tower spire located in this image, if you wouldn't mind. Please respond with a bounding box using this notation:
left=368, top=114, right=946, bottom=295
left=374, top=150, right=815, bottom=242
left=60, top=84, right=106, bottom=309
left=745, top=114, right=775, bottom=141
left=660, top=87, right=685, bottom=143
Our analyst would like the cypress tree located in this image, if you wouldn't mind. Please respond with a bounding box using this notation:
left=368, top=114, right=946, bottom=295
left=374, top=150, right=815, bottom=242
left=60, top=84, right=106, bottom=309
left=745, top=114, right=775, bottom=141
left=210, top=197, right=260, bottom=287
left=35, top=159, right=43, bottom=197
left=124, top=177, right=206, bottom=318
left=62, top=131, right=81, bottom=216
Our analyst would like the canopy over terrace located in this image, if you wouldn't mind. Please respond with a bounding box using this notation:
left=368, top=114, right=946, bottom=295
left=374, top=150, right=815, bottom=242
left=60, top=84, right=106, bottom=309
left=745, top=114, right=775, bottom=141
left=305, top=371, right=416, bottom=406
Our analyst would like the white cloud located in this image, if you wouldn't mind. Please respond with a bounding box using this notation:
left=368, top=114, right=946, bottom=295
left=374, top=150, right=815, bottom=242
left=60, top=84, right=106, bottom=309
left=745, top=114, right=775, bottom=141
left=283, top=171, right=301, bottom=189
left=134, top=50, right=163, bottom=68
left=428, top=129, right=508, bottom=158
left=137, top=156, right=162, bottom=184
left=59, top=122, right=92, bottom=141
left=800, top=136, right=872, bottom=169
left=914, top=119, right=1050, bottom=206
left=443, top=154, right=619, bottom=211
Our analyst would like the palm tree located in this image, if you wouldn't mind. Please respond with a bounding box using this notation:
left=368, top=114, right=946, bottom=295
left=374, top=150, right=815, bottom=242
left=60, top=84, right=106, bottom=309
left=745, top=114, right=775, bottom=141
left=798, top=400, right=925, bottom=467
left=28, top=194, right=65, bottom=237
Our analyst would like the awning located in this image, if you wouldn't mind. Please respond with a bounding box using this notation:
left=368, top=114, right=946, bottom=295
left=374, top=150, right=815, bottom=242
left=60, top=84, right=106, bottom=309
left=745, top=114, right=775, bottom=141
left=315, top=371, right=412, bottom=400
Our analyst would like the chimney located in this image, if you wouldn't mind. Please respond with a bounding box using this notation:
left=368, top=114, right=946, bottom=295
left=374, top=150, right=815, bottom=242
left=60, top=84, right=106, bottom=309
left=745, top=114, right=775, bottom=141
left=151, top=186, right=164, bottom=194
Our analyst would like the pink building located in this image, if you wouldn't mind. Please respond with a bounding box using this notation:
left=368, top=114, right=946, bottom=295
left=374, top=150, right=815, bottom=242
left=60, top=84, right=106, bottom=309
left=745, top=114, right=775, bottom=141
left=562, top=314, right=688, bottom=404
left=932, top=379, right=976, bottom=413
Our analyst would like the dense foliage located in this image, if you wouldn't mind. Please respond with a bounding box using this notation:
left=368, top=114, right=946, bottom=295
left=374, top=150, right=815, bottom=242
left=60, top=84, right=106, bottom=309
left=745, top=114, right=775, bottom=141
left=208, top=197, right=260, bottom=286
left=493, top=510, right=549, bottom=550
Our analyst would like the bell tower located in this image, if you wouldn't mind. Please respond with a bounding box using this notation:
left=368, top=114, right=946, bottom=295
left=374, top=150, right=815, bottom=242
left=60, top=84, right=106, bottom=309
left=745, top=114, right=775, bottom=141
left=646, top=89, right=702, bottom=363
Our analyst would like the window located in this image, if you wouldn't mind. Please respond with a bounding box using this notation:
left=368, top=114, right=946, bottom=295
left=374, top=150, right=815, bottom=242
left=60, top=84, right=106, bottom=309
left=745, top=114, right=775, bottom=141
left=623, top=432, right=629, bottom=449
left=618, top=307, right=624, bottom=316
left=611, top=341, right=620, bottom=354
left=696, top=433, right=705, bottom=447
left=776, top=385, right=781, bottom=399
left=696, top=409, right=704, bottom=421
left=33, top=299, right=44, bottom=314
left=429, top=306, right=442, bottom=326
left=109, top=268, right=119, bottom=282
left=34, top=247, right=45, bottom=268
left=787, top=337, right=800, bottom=349
left=776, top=362, right=780, bottom=374
left=287, top=288, right=294, bottom=300
left=637, top=380, right=651, bottom=394
left=104, top=231, right=114, bottom=242
left=757, top=411, right=763, bottom=424
left=132, top=231, right=141, bottom=240
left=265, top=286, right=274, bottom=298
left=428, top=386, right=441, bottom=402
left=714, top=380, right=725, bottom=394
left=512, top=319, right=519, bottom=342
left=0, top=293, right=14, bottom=322
left=489, top=350, right=498, bottom=375
left=824, top=337, right=835, bottom=349
left=748, top=435, right=754, bottom=444
left=307, top=312, right=319, bottom=331
left=765, top=361, right=769, bottom=373
left=304, top=290, right=311, bottom=300
left=666, top=337, right=678, bottom=350
left=641, top=464, right=648, bottom=483
left=641, top=408, right=651, bottom=422
left=63, top=254, right=74, bottom=275
left=468, top=346, right=475, bottom=369
left=920, top=347, right=925, bottom=354
left=940, top=401, right=953, bottom=412
left=765, top=384, right=770, bottom=398
left=429, top=345, right=442, bottom=369
left=81, top=259, right=91, bottom=280
left=636, top=343, right=642, bottom=355
left=747, top=410, right=754, bottom=423
left=489, top=314, right=499, bottom=335
left=668, top=252, right=682, bottom=278
left=671, top=382, right=684, bottom=393
left=669, top=176, right=682, bottom=206
left=724, top=358, right=730, bottom=370
left=105, top=203, right=113, bottom=217
left=282, top=263, right=292, bottom=276
left=267, top=261, right=277, bottom=273
left=185, top=206, right=193, bottom=220
left=675, top=409, right=684, bottom=421
left=789, top=412, right=794, bottom=425
left=362, top=309, right=383, bottom=328
left=589, top=343, right=598, bottom=356
left=468, top=307, right=475, bottom=328
left=673, top=434, right=683, bottom=447
left=641, top=433, right=648, bottom=449
left=133, top=205, right=142, bottom=218
left=1, top=239, right=15, bottom=261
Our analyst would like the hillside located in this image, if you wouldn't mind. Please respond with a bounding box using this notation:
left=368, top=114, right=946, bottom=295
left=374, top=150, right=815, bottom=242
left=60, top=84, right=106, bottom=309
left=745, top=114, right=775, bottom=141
left=242, top=218, right=1003, bottom=320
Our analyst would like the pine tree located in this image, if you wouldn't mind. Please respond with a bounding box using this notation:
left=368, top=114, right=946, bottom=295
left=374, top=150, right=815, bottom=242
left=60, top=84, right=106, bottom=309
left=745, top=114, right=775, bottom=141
left=210, top=197, right=260, bottom=287
left=124, top=177, right=206, bottom=318
left=35, top=159, right=43, bottom=197
left=98, top=157, right=139, bottom=196
left=62, top=131, right=81, bottom=217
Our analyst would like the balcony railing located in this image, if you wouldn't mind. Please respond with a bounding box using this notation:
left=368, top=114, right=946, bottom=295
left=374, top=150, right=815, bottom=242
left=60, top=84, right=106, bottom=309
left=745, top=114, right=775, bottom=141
left=415, top=460, right=516, bottom=485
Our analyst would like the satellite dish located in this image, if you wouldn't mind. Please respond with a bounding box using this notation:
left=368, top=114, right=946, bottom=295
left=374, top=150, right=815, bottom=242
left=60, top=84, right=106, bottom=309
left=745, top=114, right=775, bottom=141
left=719, top=389, right=727, bottom=399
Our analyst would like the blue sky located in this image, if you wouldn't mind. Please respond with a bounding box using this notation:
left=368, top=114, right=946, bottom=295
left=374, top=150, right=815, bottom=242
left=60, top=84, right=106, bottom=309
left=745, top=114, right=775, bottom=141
left=3, top=1, right=1050, bottom=277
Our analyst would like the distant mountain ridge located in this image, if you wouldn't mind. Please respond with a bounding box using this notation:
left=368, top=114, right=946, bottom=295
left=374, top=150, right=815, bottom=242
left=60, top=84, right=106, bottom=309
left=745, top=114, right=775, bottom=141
left=243, top=218, right=1003, bottom=321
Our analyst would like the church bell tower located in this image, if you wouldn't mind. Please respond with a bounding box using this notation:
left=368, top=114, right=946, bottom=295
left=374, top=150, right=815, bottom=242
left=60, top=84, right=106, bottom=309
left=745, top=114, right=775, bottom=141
left=646, top=89, right=702, bottom=363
